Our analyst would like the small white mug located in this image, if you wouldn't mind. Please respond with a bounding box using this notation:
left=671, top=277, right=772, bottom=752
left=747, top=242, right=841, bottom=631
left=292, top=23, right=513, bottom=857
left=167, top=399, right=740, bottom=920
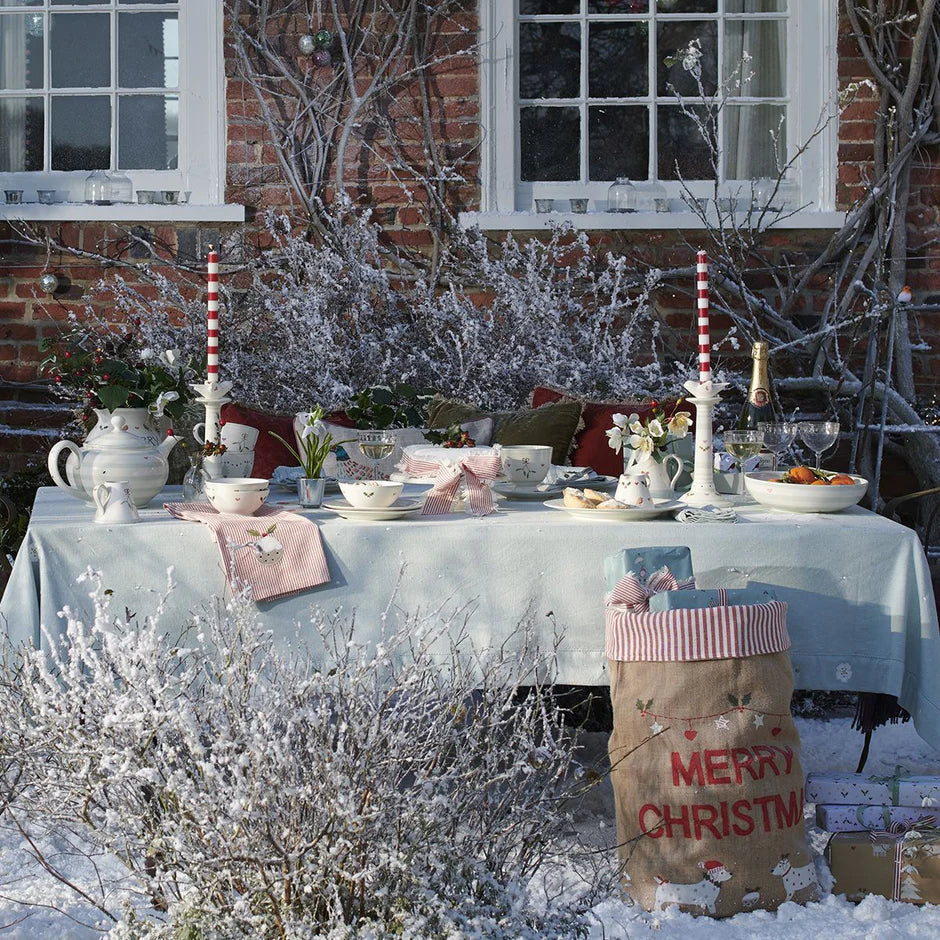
left=93, top=480, right=140, bottom=524
left=615, top=472, right=653, bottom=507
left=193, top=421, right=260, bottom=453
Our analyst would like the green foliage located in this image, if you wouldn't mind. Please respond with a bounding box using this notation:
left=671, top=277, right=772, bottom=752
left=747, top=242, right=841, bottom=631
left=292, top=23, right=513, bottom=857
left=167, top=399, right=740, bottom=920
left=344, top=383, right=438, bottom=430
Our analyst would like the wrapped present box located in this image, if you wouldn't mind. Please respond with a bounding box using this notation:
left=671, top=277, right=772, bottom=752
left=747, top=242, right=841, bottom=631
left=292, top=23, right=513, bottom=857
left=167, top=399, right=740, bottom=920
left=806, top=771, right=940, bottom=808
left=817, top=804, right=940, bottom=832
left=648, top=583, right=777, bottom=611
left=827, top=831, right=940, bottom=904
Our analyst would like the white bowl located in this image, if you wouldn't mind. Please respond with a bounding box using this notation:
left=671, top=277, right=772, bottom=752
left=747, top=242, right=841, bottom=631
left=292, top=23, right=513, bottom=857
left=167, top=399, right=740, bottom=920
left=339, top=480, right=404, bottom=509
left=744, top=471, right=868, bottom=513
left=205, top=478, right=269, bottom=515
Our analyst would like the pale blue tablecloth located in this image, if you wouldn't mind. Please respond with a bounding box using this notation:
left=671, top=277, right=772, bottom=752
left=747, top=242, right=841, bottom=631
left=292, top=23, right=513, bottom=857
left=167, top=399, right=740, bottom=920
left=2, top=487, right=939, bottom=751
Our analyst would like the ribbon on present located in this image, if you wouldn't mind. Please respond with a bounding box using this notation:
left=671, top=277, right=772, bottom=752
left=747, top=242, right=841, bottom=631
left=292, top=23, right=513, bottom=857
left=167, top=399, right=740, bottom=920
left=871, top=765, right=910, bottom=807
left=400, top=452, right=504, bottom=516
left=607, top=567, right=695, bottom=612
left=869, top=820, right=940, bottom=900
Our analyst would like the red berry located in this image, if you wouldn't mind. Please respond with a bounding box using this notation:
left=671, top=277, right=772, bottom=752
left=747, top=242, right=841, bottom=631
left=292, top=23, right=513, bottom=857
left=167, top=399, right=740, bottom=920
left=101, top=374, right=110, bottom=382
left=64, top=351, right=72, bottom=359
left=54, top=375, right=62, bottom=384
left=166, top=428, right=175, bottom=437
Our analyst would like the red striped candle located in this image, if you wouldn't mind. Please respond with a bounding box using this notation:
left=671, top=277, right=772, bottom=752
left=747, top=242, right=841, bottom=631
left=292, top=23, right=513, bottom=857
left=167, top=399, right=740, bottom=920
left=696, top=249, right=710, bottom=383
left=207, top=245, right=219, bottom=383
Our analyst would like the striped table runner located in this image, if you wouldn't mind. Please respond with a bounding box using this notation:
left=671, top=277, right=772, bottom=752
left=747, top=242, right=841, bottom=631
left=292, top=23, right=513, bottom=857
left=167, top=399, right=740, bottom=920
left=165, top=502, right=330, bottom=601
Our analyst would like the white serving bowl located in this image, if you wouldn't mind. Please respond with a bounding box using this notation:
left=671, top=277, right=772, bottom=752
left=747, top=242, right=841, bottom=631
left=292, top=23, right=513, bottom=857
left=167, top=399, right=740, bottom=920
left=339, top=480, right=404, bottom=509
left=744, top=471, right=868, bottom=513
left=205, top=478, right=269, bottom=515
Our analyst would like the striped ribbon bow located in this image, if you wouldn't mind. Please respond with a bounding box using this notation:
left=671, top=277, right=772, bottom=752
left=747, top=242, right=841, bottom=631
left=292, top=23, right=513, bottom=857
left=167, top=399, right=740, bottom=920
left=869, top=820, right=940, bottom=901
left=402, top=453, right=504, bottom=516
left=607, top=567, right=692, bottom=612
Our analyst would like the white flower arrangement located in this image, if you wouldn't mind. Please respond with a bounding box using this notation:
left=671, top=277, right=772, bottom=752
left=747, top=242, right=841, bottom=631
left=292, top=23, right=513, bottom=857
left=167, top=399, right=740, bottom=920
left=606, top=400, right=692, bottom=463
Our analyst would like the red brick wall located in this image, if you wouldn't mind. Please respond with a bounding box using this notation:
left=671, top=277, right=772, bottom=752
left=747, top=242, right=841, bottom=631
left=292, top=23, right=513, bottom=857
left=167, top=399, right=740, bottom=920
left=2, top=5, right=939, bottom=476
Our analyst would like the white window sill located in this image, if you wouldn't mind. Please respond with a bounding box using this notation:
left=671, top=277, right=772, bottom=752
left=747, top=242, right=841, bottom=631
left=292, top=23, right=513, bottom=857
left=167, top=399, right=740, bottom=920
left=458, top=210, right=847, bottom=231
left=0, top=203, right=246, bottom=223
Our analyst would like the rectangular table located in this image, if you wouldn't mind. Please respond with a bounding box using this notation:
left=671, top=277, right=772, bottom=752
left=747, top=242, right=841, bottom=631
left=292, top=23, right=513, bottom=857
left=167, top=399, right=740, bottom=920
left=3, top=486, right=939, bottom=750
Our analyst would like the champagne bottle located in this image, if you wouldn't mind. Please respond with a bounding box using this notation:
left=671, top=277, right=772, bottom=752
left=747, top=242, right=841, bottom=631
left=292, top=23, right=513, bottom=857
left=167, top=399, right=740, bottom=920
left=737, top=341, right=775, bottom=430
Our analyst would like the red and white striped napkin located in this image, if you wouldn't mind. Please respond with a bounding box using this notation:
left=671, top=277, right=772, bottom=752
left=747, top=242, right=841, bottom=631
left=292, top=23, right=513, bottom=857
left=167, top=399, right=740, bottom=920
left=165, top=502, right=330, bottom=602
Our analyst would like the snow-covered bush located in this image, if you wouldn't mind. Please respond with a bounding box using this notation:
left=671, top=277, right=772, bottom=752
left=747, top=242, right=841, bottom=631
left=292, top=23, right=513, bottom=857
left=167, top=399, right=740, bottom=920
left=0, top=570, right=604, bottom=937
left=65, top=203, right=677, bottom=417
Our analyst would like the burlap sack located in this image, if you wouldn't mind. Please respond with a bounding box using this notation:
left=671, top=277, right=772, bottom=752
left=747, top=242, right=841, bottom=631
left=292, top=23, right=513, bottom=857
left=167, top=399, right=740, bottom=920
left=607, top=574, right=818, bottom=916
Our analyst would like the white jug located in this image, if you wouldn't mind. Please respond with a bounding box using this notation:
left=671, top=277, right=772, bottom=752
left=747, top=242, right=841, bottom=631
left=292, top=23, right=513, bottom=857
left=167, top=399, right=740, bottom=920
left=93, top=480, right=140, bottom=524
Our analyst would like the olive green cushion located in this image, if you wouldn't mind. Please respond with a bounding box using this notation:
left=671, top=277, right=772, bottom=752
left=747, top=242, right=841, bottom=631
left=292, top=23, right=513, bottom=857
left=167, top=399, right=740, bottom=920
left=428, top=397, right=583, bottom=465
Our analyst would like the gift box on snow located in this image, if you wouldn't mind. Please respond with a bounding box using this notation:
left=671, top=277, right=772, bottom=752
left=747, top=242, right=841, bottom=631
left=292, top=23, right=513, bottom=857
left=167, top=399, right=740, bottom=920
left=817, top=804, right=940, bottom=832
left=827, top=830, right=940, bottom=904
left=806, top=770, right=940, bottom=808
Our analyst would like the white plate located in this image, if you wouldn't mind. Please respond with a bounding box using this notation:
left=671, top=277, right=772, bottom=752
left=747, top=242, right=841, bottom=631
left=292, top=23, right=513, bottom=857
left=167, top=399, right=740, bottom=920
left=494, top=482, right=568, bottom=500
left=744, top=471, right=868, bottom=513
left=322, top=497, right=425, bottom=521
left=544, top=498, right=684, bottom=521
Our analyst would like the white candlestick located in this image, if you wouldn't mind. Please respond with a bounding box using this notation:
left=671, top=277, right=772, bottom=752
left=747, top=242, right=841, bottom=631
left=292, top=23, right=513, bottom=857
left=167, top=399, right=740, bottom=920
left=681, top=378, right=732, bottom=508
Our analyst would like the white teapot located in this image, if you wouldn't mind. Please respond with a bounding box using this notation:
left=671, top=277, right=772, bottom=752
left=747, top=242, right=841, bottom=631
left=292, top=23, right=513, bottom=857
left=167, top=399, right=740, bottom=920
left=48, top=414, right=180, bottom=508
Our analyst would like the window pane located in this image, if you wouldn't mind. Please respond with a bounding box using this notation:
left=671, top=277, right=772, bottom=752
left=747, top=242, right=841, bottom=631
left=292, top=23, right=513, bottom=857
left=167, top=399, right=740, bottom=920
left=51, top=13, right=109, bottom=88
left=519, top=23, right=580, bottom=100
left=520, top=0, right=579, bottom=12
left=520, top=106, right=579, bottom=181
left=119, top=93, right=178, bottom=169
left=657, top=20, right=717, bottom=97
left=120, top=0, right=176, bottom=4
left=589, top=105, right=648, bottom=180
left=658, top=1, right=717, bottom=11
left=589, top=23, right=648, bottom=98
left=51, top=94, right=110, bottom=169
left=657, top=105, right=715, bottom=179
left=0, top=14, right=44, bottom=90
left=51, top=1, right=105, bottom=5
left=725, top=20, right=785, bottom=97
left=588, top=1, right=649, bottom=12
left=1, top=1, right=42, bottom=6
left=727, top=0, right=785, bottom=11
left=724, top=103, right=785, bottom=178
left=0, top=97, right=43, bottom=171
left=119, top=13, right=178, bottom=88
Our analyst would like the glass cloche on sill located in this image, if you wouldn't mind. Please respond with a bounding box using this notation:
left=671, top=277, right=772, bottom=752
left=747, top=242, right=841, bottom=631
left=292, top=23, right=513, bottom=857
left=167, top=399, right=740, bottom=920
left=607, top=178, right=638, bottom=213
left=84, top=170, right=112, bottom=205
left=109, top=170, right=133, bottom=203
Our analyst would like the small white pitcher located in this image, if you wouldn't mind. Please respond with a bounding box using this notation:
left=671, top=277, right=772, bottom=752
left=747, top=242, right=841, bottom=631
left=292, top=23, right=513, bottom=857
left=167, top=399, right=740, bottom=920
left=615, top=471, right=654, bottom=507
left=93, top=480, right=140, bottom=524
left=625, top=450, right=683, bottom=500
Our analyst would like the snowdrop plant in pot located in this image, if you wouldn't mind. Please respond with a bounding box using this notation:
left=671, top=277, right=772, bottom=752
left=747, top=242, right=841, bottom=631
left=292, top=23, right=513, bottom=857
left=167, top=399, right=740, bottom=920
left=270, top=405, right=352, bottom=507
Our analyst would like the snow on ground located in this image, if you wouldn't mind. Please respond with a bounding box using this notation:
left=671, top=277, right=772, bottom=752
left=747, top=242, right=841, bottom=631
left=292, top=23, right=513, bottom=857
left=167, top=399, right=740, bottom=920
left=0, top=716, right=938, bottom=937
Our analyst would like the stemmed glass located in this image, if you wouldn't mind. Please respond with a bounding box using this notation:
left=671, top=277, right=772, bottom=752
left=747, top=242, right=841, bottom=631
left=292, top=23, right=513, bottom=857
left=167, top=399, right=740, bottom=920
left=757, top=421, right=798, bottom=471
left=357, top=429, right=395, bottom=480
left=798, top=421, right=840, bottom=470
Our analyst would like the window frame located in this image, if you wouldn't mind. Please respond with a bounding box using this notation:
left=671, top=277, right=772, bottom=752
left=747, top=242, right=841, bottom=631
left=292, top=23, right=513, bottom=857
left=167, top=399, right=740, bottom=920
left=469, top=0, right=840, bottom=229
left=0, top=0, right=240, bottom=221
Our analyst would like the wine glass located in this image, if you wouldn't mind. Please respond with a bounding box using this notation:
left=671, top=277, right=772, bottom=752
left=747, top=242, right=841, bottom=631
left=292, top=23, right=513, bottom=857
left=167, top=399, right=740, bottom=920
left=722, top=429, right=763, bottom=463
left=757, top=421, right=797, bottom=471
left=357, top=429, right=395, bottom=480
left=798, top=421, right=840, bottom=471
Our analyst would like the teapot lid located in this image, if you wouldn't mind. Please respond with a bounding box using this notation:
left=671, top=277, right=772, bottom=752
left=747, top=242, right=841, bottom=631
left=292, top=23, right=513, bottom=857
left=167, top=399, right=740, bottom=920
left=90, top=414, right=154, bottom=451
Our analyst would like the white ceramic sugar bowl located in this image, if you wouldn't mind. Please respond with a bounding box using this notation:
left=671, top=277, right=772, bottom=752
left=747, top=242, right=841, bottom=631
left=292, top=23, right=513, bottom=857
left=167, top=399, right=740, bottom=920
left=48, top=414, right=180, bottom=508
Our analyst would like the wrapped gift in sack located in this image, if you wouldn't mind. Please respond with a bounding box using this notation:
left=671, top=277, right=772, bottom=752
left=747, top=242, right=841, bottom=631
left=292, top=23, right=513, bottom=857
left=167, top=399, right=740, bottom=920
left=827, top=830, right=940, bottom=903
left=807, top=770, right=940, bottom=808
left=817, top=804, right=940, bottom=832
left=606, top=560, right=818, bottom=916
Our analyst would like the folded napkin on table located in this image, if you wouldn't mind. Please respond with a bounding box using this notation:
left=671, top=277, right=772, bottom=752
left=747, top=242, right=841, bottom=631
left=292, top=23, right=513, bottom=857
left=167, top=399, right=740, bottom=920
left=544, top=465, right=599, bottom=485
left=674, top=505, right=738, bottom=524
left=165, top=502, right=330, bottom=601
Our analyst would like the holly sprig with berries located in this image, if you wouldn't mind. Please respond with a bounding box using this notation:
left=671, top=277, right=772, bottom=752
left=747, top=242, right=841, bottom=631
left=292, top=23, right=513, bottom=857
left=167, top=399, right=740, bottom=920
left=39, top=326, right=193, bottom=425
left=425, top=423, right=476, bottom=448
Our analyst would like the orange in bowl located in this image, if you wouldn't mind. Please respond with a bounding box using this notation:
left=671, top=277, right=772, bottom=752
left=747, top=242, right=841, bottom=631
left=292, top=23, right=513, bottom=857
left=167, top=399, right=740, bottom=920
left=745, top=471, right=868, bottom=513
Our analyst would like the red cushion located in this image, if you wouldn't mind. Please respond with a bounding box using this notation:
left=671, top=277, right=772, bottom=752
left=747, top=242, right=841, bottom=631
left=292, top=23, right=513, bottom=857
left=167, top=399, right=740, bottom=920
left=220, top=404, right=297, bottom=478
left=531, top=387, right=688, bottom=476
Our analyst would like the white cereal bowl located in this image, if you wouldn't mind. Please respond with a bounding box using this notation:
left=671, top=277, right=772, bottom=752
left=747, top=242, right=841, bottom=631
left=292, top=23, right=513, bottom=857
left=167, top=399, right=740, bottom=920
left=205, top=478, right=269, bottom=515
left=339, top=480, right=404, bottom=509
left=744, top=471, right=868, bottom=513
